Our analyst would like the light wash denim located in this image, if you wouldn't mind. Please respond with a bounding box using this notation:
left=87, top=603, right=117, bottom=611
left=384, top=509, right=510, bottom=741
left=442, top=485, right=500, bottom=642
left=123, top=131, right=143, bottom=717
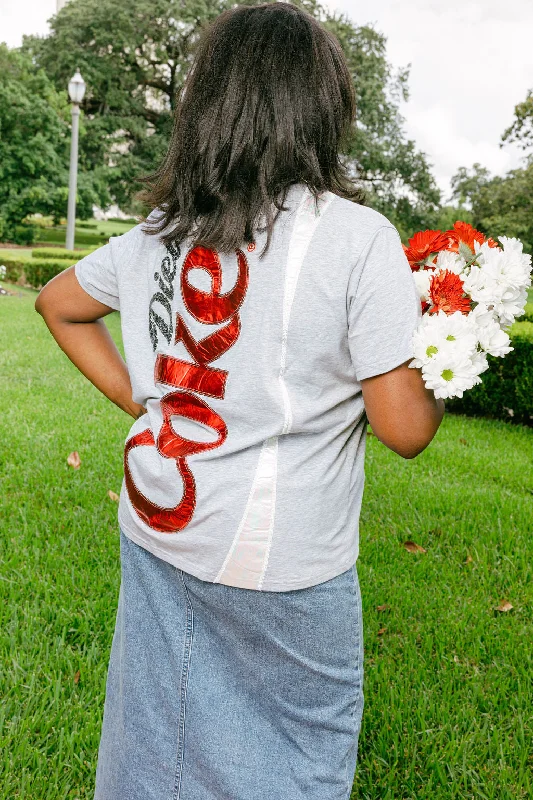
left=94, top=529, right=365, bottom=800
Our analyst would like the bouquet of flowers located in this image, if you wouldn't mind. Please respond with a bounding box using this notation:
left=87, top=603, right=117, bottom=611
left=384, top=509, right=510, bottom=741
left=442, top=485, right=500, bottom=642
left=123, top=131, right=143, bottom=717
left=404, top=222, right=532, bottom=399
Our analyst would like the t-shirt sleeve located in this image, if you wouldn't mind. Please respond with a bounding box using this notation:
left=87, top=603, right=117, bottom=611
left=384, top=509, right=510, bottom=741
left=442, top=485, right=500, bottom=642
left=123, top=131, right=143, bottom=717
left=347, top=225, right=422, bottom=382
left=74, top=241, right=120, bottom=311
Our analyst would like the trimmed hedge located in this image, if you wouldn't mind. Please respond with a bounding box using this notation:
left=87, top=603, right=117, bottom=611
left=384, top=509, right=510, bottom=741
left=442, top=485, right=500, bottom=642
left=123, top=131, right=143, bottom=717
left=23, top=259, right=72, bottom=289
left=0, top=255, right=26, bottom=283
left=0, top=255, right=73, bottom=288
left=32, top=247, right=94, bottom=260
left=448, top=321, right=533, bottom=425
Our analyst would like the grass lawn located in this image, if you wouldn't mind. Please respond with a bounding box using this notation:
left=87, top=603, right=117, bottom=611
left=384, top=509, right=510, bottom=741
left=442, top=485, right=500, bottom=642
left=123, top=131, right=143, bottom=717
left=1, top=288, right=532, bottom=800
left=0, top=248, right=34, bottom=258
left=34, top=219, right=135, bottom=248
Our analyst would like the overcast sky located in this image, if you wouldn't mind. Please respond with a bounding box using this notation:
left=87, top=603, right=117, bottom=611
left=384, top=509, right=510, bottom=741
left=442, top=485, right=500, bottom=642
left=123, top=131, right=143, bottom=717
left=1, top=0, right=531, bottom=199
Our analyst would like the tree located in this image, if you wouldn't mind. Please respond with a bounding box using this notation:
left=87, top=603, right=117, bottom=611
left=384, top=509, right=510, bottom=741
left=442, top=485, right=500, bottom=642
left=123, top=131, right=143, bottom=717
left=24, top=0, right=440, bottom=232
left=325, top=15, right=440, bottom=238
left=502, top=89, right=533, bottom=150
left=450, top=161, right=533, bottom=254
left=0, top=44, right=103, bottom=241
left=450, top=163, right=492, bottom=209
left=449, top=84, right=533, bottom=255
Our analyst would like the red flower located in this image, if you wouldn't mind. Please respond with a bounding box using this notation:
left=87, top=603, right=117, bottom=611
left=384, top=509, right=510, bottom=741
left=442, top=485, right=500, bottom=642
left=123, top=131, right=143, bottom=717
left=445, top=221, right=498, bottom=253
left=429, top=270, right=471, bottom=315
left=403, top=230, right=452, bottom=270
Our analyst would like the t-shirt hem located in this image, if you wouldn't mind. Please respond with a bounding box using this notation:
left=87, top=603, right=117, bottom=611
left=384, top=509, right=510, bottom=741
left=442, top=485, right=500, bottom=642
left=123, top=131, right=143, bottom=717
left=74, top=262, right=120, bottom=311
left=118, top=515, right=359, bottom=592
left=356, top=346, right=415, bottom=381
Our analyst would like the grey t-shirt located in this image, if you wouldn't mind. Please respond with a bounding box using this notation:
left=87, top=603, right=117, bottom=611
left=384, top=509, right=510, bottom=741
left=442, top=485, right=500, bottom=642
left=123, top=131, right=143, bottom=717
left=75, top=183, right=420, bottom=591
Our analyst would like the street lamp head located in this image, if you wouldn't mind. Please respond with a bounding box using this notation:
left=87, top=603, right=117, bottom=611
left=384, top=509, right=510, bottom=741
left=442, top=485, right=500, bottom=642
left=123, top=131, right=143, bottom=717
left=68, top=68, right=86, bottom=105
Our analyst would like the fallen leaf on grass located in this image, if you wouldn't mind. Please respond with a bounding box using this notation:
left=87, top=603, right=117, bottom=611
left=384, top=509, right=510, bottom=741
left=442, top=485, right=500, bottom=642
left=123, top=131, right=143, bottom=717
left=459, top=437, right=468, bottom=446
left=74, top=670, right=80, bottom=684
left=108, top=490, right=119, bottom=502
left=67, top=451, right=81, bottom=469
left=377, top=627, right=387, bottom=636
left=465, top=554, right=473, bottom=564
left=453, top=655, right=460, bottom=663
left=403, top=540, right=427, bottom=554
left=376, top=604, right=390, bottom=612
left=495, top=600, right=513, bottom=613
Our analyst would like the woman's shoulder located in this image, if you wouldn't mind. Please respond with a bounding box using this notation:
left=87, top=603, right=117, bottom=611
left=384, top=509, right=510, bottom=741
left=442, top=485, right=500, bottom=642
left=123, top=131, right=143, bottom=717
left=330, top=194, right=396, bottom=233
left=109, top=213, right=168, bottom=260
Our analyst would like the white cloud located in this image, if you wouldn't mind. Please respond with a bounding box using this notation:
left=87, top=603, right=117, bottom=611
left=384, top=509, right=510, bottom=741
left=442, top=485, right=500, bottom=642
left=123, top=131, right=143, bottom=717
left=402, top=105, right=525, bottom=198
left=0, top=0, right=56, bottom=47
left=326, top=0, right=533, bottom=196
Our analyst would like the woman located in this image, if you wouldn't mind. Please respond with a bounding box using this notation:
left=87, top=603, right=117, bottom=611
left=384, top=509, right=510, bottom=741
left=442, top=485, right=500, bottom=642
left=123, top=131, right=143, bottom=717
left=35, top=3, right=444, bottom=799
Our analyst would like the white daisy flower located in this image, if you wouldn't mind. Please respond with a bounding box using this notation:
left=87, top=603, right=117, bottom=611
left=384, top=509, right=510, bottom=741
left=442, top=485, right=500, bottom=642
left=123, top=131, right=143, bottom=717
left=412, top=268, right=434, bottom=301
left=476, top=320, right=513, bottom=358
left=492, top=286, right=529, bottom=328
left=469, top=302, right=497, bottom=328
left=463, top=240, right=531, bottom=326
left=410, top=310, right=477, bottom=368
left=498, top=236, right=533, bottom=282
left=422, top=351, right=485, bottom=399
left=470, top=349, right=490, bottom=375
left=472, top=240, right=531, bottom=292
left=434, top=250, right=467, bottom=275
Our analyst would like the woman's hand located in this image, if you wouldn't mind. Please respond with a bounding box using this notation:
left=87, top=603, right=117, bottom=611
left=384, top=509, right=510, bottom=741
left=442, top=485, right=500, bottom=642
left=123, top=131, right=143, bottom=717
left=35, top=265, right=144, bottom=420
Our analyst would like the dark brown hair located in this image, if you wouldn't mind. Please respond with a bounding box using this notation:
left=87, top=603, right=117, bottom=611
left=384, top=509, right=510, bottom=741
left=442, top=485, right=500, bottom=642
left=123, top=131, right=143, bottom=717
left=140, top=2, right=363, bottom=256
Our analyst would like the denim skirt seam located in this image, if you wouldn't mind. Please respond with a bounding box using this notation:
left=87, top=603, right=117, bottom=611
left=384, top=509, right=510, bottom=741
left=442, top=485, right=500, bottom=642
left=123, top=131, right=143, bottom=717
left=345, top=562, right=364, bottom=791
left=172, top=569, right=194, bottom=800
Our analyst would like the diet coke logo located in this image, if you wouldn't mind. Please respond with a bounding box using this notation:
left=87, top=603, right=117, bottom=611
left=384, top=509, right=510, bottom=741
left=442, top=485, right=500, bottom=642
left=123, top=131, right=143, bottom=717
left=124, top=245, right=250, bottom=533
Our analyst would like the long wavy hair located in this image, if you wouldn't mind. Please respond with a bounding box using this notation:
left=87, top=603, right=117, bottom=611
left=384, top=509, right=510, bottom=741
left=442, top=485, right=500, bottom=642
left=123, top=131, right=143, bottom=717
left=140, top=2, right=363, bottom=256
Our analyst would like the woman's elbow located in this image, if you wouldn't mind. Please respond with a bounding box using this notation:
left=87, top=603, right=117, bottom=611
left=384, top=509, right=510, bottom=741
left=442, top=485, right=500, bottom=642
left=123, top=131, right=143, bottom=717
left=34, top=289, right=46, bottom=316
left=394, top=440, right=431, bottom=460
left=34, top=284, right=57, bottom=320
left=377, top=417, right=443, bottom=460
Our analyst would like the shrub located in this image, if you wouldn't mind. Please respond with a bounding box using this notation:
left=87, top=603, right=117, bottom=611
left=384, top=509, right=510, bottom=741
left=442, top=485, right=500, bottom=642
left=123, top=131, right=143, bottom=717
left=76, top=222, right=98, bottom=229
left=522, top=302, right=533, bottom=324
left=4, top=223, right=38, bottom=245
left=447, top=321, right=533, bottom=425
left=37, top=228, right=108, bottom=246
left=31, top=247, right=94, bottom=260
left=0, top=255, right=27, bottom=283
left=24, top=259, right=71, bottom=289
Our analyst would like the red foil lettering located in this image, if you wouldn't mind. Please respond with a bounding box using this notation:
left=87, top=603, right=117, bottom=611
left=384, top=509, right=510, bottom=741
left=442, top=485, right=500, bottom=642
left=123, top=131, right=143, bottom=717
left=125, top=246, right=249, bottom=533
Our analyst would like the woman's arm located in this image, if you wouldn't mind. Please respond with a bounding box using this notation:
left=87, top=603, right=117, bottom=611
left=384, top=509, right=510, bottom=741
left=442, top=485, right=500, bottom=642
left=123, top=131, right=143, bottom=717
left=361, top=360, right=445, bottom=459
left=35, top=266, right=146, bottom=420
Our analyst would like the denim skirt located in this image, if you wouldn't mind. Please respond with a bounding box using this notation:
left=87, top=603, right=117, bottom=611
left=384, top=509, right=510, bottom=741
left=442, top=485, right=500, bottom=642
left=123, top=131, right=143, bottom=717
left=94, top=529, right=365, bottom=800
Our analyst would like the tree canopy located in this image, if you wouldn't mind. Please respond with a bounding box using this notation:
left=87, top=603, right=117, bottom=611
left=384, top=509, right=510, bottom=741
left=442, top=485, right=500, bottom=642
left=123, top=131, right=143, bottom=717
left=502, top=89, right=533, bottom=151
left=450, top=87, right=533, bottom=255
left=23, top=0, right=440, bottom=233
left=0, top=44, right=105, bottom=239
left=451, top=160, right=533, bottom=254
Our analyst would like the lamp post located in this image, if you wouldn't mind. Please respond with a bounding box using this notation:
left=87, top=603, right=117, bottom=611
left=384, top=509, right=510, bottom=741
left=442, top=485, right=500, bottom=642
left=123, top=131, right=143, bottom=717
left=66, top=68, right=86, bottom=251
